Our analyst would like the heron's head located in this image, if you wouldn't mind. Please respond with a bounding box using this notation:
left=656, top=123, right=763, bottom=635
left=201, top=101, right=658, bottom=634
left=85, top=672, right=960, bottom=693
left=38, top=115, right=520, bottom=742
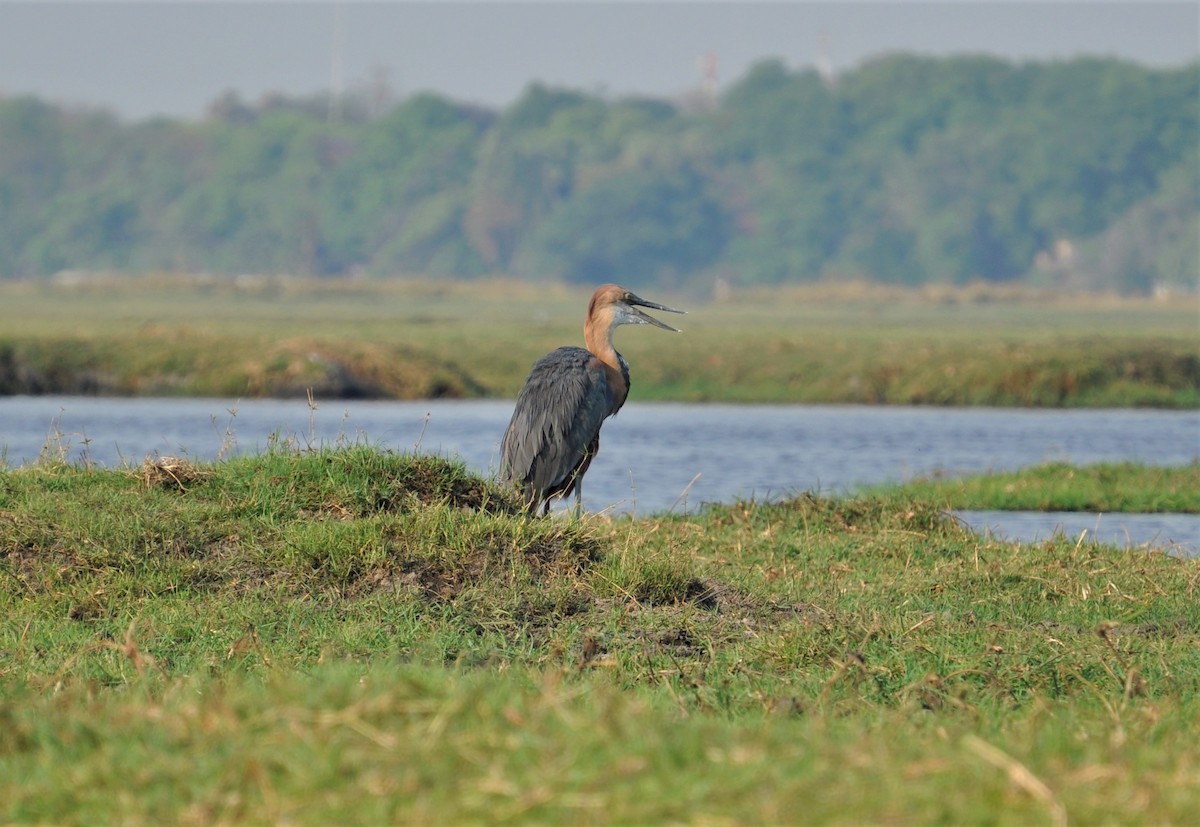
left=588, top=283, right=686, bottom=333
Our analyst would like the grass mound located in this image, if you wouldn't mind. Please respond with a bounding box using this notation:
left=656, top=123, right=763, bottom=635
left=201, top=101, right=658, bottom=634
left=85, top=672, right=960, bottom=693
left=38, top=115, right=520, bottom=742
left=1, top=447, right=752, bottom=683
left=203, top=445, right=516, bottom=517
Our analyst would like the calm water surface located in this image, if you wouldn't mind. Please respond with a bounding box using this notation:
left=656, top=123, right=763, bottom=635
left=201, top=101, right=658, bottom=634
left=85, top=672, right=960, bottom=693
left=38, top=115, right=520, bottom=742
left=955, top=510, right=1198, bottom=558
left=2, top=397, right=1196, bottom=553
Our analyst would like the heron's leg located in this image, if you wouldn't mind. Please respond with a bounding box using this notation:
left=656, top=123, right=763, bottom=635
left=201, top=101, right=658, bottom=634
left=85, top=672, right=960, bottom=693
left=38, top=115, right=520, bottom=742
left=524, top=489, right=543, bottom=518
left=573, top=481, right=583, bottom=519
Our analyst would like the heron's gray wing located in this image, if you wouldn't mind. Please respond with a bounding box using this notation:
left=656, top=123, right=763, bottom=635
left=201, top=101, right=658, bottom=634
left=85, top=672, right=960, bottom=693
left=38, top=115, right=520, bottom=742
left=500, top=347, right=615, bottom=501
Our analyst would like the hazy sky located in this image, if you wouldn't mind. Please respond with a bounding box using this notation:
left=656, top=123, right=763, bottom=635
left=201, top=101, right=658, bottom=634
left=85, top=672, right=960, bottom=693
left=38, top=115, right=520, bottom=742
left=1, top=2, right=1196, bottom=120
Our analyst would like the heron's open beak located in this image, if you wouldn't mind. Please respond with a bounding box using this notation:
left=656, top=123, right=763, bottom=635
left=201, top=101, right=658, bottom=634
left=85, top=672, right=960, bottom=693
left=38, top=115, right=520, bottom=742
left=626, top=293, right=686, bottom=332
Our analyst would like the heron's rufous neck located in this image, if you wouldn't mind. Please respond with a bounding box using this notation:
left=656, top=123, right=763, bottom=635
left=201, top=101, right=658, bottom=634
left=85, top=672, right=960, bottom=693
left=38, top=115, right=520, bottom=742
left=584, top=302, right=628, bottom=402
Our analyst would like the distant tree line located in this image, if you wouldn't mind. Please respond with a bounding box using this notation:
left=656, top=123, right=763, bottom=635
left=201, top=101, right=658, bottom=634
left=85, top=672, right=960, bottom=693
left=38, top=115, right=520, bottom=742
left=0, top=54, right=1195, bottom=292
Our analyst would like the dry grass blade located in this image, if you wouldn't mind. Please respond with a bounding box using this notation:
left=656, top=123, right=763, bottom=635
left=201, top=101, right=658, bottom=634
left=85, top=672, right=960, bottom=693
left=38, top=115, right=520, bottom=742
left=963, top=734, right=1068, bottom=827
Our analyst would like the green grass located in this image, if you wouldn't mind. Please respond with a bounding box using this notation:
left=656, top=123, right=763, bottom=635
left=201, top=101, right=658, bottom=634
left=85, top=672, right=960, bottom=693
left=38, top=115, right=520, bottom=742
left=881, top=461, right=1200, bottom=513
left=1, top=276, right=1197, bottom=406
left=3, top=448, right=1199, bottom=823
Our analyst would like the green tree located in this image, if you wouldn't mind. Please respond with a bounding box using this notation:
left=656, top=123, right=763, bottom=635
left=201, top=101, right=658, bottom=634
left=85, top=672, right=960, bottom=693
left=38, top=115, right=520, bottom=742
left=524, top=161, right=731, bottom=284
left=0, top=98, right=70, bottom=275
left=321, top=93, right=489, bottom=276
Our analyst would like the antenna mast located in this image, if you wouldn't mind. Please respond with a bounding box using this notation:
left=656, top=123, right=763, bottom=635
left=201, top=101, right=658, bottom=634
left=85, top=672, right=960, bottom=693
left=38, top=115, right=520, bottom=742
left=699, top=50, right=719, bottom=109
left=330, top=3, right=346, bottom=121
left=816, top=32, right=835, bottom=87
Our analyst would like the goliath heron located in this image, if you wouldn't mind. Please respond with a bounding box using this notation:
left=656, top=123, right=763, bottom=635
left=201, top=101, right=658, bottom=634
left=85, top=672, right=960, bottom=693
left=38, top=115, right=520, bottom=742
left=500, top=284, right=685, bottom=516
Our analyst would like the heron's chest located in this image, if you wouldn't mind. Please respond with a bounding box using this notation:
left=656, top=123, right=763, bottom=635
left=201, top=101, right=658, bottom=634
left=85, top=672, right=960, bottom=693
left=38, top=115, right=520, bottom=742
left=588, top=353, right=631, bottom=415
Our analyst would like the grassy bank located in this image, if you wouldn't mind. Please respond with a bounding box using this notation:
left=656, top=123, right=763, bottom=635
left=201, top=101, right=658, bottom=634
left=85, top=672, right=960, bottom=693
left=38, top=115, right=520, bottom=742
left=1, top=277, right=1197, bottom=406
left=883, top=461, right=1200, bottom=513
left=3, top=448, right=1199, bottom=823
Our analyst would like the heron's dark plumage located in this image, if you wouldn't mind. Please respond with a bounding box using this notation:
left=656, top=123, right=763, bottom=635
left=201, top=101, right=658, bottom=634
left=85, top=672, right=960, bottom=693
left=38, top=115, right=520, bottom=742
left=499, top=346, right=629, bottom=514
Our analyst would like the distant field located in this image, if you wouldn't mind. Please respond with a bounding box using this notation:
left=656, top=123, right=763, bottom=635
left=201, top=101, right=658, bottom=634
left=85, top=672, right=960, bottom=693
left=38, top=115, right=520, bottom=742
left=0, top=277, right=1196, bottom=406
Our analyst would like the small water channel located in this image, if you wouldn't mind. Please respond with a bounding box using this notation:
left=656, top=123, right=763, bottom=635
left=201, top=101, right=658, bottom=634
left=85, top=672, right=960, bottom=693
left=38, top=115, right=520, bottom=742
left=954, top=510, right=1198, bottom=558
left=1, top=397, right=1196, bottom=554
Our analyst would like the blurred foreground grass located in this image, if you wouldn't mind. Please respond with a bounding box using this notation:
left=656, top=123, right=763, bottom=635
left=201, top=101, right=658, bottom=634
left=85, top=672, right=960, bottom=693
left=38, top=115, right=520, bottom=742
left=1, top=276, right=1196, bottom=406
left=2, top=447, right=1198, bottom=823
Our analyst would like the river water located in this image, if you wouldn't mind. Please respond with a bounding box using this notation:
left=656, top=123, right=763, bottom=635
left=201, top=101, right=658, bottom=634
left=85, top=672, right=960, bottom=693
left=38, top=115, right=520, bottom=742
left=1, top=396, right=1197, bottom=554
